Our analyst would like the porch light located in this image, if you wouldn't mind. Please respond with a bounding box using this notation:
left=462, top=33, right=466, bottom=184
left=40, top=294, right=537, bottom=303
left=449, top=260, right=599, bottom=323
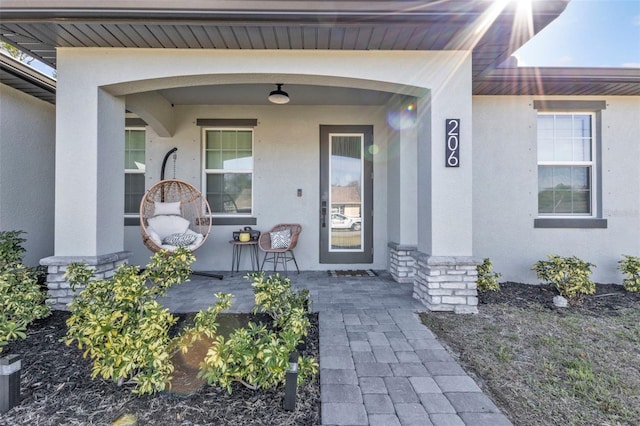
left=268, top=83, right=290, bottom=104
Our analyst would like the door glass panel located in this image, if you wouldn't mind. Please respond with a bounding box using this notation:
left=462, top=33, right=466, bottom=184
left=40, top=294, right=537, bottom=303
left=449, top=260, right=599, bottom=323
left=329, top=134, right=363, bottom=251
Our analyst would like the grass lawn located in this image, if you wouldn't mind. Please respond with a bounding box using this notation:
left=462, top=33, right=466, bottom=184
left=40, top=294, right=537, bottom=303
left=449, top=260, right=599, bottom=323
left=420, top=283, right=640, bottom=426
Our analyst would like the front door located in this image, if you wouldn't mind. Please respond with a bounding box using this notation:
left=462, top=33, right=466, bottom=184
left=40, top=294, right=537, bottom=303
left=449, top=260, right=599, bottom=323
left=319, top=125, right=373, bottom=264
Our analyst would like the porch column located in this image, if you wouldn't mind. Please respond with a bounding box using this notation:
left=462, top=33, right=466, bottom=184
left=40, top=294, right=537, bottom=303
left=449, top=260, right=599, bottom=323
left=412, top=62, right=479, bottom=314
left=40, top=61, right=130, bottom=310
left=387, top=96, right=418, bottom=283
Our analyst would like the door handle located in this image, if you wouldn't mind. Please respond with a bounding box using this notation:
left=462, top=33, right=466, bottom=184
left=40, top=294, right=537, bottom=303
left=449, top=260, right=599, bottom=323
left=321, top=201, right=327, bottom=228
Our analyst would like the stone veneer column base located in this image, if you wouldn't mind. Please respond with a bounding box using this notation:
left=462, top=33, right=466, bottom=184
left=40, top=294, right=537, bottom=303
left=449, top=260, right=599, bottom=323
left=40, top=251, right=131, bottom=310
left=412, top=252, right=479, bottom=314
left=387, top=242, right=417, bottom=283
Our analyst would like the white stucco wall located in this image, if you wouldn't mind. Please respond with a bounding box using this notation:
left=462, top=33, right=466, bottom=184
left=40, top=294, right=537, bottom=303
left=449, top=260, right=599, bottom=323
left=417, top=58, right=473, bottom=257
left=0, top=83, right=55, bottom=266
left=386, top=96, right=418, bottom=248
left=56, top=47, right=473, bottom=269
left=473, top=96, right=640, bottom=284
left=125, top=104, right=390, bottom=271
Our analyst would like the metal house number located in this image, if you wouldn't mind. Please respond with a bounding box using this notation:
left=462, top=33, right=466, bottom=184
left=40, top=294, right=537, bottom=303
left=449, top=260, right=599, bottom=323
left=446, top=119, right=460, bottom=167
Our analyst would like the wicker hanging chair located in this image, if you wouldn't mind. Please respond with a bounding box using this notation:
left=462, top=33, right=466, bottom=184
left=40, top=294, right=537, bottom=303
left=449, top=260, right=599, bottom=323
left=139, top=179, right=212, bottom=253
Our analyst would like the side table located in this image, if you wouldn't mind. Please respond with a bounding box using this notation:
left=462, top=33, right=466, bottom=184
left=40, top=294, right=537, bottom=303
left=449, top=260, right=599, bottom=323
left=229, top=240, right=260, bottom=274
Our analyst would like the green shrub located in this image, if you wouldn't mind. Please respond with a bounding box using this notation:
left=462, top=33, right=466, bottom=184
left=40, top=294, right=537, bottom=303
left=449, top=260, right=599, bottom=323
left=0, top=230, right=27, bottom=269
left=618, top=255, right=640, bottom=293
left=197, top=274, right=318, bottom=393
left=477, top=258, right=501, bottom=292
left=0, top=230, right=51, bottom=353
left=532, top=255, right=596, bottom=298
left=251, top=273, right=310, bottom=331
left=64, top=248, right=195, bottom=394
left=173, top=292, right=233, bottom=353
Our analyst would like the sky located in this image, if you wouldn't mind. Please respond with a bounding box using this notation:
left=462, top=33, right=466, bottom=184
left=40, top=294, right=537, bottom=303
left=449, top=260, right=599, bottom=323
left=515, top=0, right=640, bottom=68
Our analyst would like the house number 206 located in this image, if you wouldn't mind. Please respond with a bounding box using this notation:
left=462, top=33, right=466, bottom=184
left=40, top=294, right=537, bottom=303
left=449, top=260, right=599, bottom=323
left=445, top=119, right=460, bottom=168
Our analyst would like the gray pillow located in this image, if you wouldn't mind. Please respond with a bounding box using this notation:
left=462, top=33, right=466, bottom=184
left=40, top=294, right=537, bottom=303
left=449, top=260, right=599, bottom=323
left=163, top=232, right=197, bottom=247
left=270, top=229, right=291, bottom=249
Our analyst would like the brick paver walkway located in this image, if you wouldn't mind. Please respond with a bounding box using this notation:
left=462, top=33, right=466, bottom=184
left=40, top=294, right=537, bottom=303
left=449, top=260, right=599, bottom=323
left=161, top=271, right=512, bottom=426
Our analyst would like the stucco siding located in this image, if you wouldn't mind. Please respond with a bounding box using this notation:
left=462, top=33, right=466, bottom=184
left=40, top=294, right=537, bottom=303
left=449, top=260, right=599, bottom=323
left=125, top=104, right=390, bottom=271
left=0, top=83, right=55, bottom=266
left=473, top=96, right=640, bottom=284
left=54, top=47, right=470, bottom=270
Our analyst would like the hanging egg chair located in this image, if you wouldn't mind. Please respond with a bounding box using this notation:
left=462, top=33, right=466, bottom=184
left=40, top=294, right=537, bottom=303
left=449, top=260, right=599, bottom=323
left=139, top=179, right=212, bottom=253
left=138, top=147, right=222, bottom=279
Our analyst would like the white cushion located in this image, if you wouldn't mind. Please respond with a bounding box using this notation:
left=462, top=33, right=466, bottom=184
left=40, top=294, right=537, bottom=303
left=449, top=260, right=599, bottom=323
left=147, top=228, right=162, bottom=246
left=147, top=215, right=190, bottom=240
left=270, top=229, right=291, bottom=249
left=153, top=201, right=181, bottom=216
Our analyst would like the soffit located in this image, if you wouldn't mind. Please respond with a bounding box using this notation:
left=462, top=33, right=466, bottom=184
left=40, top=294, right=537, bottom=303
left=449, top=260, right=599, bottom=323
left=5, top=2, right=636, bottom=98
left=0, top=54, right=56, bottom=104
left=474, top=67, right=640, bottom=96
left=0, top=0, right=569, bottom=80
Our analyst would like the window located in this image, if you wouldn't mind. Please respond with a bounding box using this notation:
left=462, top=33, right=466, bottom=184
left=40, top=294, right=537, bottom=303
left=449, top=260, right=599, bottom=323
left=537, top=113, right=595, bottom=216
left=203, top=128, right=253, bottom=215
left=124, top=128, right=145, bottom=215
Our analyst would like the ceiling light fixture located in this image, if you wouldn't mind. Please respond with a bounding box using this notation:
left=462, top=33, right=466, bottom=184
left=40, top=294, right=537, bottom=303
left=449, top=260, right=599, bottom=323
left=268, top=83, right=290, bottom=104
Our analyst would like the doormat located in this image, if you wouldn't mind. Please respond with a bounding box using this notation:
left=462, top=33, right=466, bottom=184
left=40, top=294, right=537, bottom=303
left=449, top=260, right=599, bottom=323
left=328, top=269, right=377, bottom=277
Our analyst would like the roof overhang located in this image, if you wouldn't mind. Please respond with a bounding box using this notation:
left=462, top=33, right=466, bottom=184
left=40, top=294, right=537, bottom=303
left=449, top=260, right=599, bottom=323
left=2, top=1, right=637, bottom=98
left=0, top=53, right=56, bottom=103
left=475, top=66, right=640, bottom=96
left=0, top=0, right=569, bottom=80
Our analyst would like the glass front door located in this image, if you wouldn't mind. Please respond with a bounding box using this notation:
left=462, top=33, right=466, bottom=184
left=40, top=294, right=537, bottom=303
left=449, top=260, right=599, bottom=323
left=320, top=126, right=373, bottom=264
left=329, top=134, right=364, bottom=252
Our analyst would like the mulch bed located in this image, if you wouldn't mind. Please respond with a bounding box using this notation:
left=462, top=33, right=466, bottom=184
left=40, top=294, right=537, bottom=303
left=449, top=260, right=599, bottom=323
left=479, top=281, right=640, bottom=314
left=0, top=312, right=320, bottom=426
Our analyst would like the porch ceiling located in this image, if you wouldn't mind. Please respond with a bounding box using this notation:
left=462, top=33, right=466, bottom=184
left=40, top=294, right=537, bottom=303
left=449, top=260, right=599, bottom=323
left=158, top=84, right=397, bottom=106
left=0, top=0, right=568, bottom=80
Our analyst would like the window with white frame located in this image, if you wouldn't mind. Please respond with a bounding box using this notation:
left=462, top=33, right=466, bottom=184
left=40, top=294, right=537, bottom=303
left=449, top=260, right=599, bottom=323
left=124, top=128, right=146, bottom=215
left=537, top=113, right=595, bottom=216
left=203, top=128, right=253, bottom=215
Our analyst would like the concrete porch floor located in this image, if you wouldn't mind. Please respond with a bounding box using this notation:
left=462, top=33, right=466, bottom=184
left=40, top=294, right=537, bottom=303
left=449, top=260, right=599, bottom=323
left=160, top=270, right=511, bottom=426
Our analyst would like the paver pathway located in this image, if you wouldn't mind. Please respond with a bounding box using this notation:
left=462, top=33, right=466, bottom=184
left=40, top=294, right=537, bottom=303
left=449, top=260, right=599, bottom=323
left=162, top=271, right=512, bottom=426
